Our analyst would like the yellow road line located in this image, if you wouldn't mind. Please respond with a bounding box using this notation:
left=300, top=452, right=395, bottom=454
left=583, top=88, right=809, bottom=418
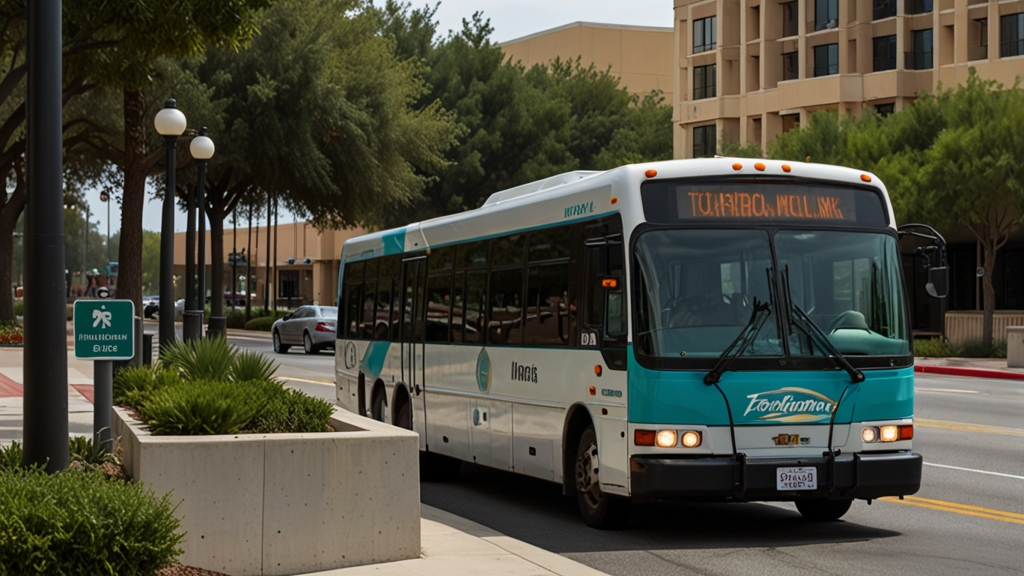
left=915, top=418, right=1024, bottom=436
left=882, top=496, right=1024, bottom=525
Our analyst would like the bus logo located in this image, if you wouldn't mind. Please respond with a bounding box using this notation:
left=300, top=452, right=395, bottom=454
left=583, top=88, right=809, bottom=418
left=344, top=342, right=357, bottom=369
left=476, top=348, right=491, bottom=393
left=742, top=387, right=836, bottom=423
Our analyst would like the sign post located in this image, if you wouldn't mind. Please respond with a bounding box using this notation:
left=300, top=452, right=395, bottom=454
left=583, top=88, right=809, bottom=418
left=73, top=300, right=135, bottom=455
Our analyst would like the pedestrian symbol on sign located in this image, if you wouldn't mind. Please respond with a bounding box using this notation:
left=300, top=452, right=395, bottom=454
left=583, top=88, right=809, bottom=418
left=92, top=306, right=112, bottom=329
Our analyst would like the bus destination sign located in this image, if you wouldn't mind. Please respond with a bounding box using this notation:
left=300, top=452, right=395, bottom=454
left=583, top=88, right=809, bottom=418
left=677, top=186, right=857, bottom=222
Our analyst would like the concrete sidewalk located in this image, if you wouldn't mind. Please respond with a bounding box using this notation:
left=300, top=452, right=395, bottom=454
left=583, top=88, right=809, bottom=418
left=301, top=505, right=607, bottom=576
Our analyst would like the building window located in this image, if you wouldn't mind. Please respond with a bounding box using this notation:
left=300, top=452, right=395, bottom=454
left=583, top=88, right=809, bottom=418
left=782, top=114, right=800, bottom=133
left=693, top=125, right=716, bottom=158
left=782, top=51, right=799, bottom=80
left=813, top=44, right=839, bottom=77
left=906, top=0, right=932, bottom=15
left=782, top=1, right=798, bottom=37
left=875, top=103, right=895, bottom=116
left=910, top=29, right=933, bottom=69
left=1001, top=13, right=1024, bottom=58
left=694, top=16, right=717, bottom=53
left=693, top=64, right=717, bottom=100
left=873, top=0, right=895, bottom=20
left=873, top=35, right=897, bottom=71
left=815, top=0, right=838, bottom=31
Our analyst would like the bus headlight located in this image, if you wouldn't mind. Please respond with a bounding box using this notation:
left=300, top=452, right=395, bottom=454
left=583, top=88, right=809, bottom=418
left=681, top=430, right=702, bottom=448
left=655, top=430, right=677, bottom=448
left=861, top=427, right=878, bottom=443
left=879, top=425, right=899, bottom=442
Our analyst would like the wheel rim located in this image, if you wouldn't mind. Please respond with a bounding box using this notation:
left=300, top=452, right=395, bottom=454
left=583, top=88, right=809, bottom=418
left=575, top=440, right=603, bottom=511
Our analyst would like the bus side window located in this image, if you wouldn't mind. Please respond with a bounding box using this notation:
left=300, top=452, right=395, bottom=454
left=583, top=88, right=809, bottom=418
left=343, top=261, right=364, bottom=339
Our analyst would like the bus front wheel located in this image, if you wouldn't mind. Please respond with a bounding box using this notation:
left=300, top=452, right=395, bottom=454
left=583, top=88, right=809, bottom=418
left=795, top=498, right=853, bottom=521
left=575, top=426, right=630, bottom=529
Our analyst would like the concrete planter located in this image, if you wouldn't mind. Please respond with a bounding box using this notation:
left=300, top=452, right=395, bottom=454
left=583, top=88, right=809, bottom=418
left=113, top=406, right=420, bottom=576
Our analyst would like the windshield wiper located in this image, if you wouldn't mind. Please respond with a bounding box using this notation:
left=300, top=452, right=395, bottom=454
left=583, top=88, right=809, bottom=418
left=703, top=296, right=771, bottom=385
left=781, top=266, right=865, bottom=384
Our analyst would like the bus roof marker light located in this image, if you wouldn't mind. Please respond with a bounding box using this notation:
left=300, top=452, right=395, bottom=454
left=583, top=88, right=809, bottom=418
left=861, top=174, right=872, bottom=182
left=610, top=197, right=618, bottom=204
left=589, top=386, right=596, bottom=396
left=594, top=365, right=602, bottom=377
left=782, top=164, right=792, bottom=173
left=732, top=163, right=743, bottom=171
left=754, top=162, right=766, bottom=171
left=644, top=169, right=658, bottom=178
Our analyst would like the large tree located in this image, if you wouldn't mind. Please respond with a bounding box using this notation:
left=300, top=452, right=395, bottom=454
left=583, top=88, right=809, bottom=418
left=162, top=0, right=460, bottom=321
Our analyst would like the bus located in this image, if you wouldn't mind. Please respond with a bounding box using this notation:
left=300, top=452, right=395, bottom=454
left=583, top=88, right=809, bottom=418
left=334, top=158, right=941, bottom=528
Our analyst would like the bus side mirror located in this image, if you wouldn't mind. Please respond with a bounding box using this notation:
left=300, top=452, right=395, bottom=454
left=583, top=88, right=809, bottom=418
left=925, top=265, right=948, bottom=299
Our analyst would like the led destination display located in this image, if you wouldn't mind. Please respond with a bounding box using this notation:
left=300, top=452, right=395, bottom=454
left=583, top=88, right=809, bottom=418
left=680, top=188, right=855, bottom=222
left=640, top=179, right=887, bottom=227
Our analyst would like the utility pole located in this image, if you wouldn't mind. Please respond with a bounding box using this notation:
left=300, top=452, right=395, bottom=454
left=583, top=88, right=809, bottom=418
left=23, top=0, right=68, bottom=472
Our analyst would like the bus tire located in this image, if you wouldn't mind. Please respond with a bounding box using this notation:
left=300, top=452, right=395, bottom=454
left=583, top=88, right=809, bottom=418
left=795, top=498, right=853, bottom=521
left=371, top=388, right=387, bottom=423
left=420, top=451, right=461, bottom=482
left=575, top=426, right=630, bottom=529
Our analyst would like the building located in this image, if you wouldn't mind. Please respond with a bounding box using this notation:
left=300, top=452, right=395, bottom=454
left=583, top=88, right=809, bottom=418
left=672, top=0, right=1024, bottom=158
left=172, top=223, right=367, bottom=309
left=500, top=22, right=675, bottom=102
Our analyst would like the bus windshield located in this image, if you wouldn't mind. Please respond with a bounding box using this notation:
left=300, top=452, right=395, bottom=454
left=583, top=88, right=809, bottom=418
left=634, top=228, right=909, bottom=361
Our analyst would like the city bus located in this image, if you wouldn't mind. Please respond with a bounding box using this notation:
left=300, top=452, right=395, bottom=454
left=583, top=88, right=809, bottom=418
left=334, top=158, right=937, bottom=528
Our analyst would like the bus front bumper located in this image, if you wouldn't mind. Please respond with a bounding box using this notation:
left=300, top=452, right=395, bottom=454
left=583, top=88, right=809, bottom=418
left=628, top=451, right=921, bottom=502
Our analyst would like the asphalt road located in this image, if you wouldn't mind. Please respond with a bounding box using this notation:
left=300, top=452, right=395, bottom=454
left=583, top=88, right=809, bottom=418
left=237, top=336, right=1024, bottom=576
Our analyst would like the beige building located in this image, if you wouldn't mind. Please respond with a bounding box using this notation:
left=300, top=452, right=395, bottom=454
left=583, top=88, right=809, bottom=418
left=500, top=22, right=675, bottom=102
left=173, top=223, right=367, bottom=308
left=673, top=0, right=1024, bottom=158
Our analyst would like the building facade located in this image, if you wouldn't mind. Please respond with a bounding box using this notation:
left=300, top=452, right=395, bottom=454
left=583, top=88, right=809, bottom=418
left=673, top=0, right=1024, bottom=158
left=501, top=22, right=675, bottom=102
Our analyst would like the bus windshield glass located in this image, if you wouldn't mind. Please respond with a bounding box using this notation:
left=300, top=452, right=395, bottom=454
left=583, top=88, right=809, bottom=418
left=634, top=229, right=782, bottom=359
left=634, top=229, right=910, bottom=361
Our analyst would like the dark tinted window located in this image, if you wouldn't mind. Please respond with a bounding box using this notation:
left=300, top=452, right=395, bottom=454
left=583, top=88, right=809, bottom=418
left=524, top=264, right=571, bottom=346
left=813, top=43, right=839, bottom=77
left=459, top=241, right=489, bottom=270
left=1003, top=14, right=1024, bottom=57
left=528, top=228, right=573, bottom=262
left=492, top=234, right=526, bottom=267
left=694, top=16, right=717, bottom=53
left=488, top=268, right=523, bottom=344
left=873, top=35, right=897, bottom=71
left=426, top=273, right=452, bottom=342
left=694, top=64, right=717, bottom=100
left=465, top=271, right=486, bottom=344
left=429, top=246, right=456, bottom=272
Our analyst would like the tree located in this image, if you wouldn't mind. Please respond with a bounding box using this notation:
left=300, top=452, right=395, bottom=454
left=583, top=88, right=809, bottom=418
left=162, top=0, right=460, bottom=321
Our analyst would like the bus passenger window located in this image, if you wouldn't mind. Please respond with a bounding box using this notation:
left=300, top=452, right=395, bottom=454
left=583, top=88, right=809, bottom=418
left=374, top=279, right=392, bottom=341
left=452, top=272, right=466, bottom=343
left=426, top=274, right=452, bottom=342
left=360, top=280, right=377, bottom=339
left=342, top=261, right=363, bottom=339
left=524, top=264, right=570, bottom=346
left=489, top=268, right=523, bottom=344
left=465, top=271, right=486, bottom=343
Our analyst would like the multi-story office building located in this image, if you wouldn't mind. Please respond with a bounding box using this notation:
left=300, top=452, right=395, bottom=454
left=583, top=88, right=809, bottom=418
left=673, top=0, right=1024, bottom=158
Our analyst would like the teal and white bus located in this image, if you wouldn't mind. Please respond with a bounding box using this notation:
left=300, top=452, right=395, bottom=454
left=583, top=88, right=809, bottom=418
left=334, top=158, right=937, bottom=528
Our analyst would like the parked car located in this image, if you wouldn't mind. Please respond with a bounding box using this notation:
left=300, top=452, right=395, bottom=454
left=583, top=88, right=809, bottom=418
left=142, top=295, right=159, bottom=319
left=272, top=306, right=337, bottom=355
left=150, top=298, right=185, bottom=321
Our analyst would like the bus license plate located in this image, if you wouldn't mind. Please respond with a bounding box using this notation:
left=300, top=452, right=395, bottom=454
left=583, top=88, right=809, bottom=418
left=777, top=467, right=817, bottom=490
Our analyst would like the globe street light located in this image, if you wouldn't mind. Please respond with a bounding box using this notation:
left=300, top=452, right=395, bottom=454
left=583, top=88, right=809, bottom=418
left=154, top=99, right=186, bottom=349
left=190, top=128, right=215, bottom=336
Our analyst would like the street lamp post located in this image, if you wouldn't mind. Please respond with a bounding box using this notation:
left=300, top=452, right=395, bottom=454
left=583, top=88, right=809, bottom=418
left=154, top=99, right=186, bottom=350
left=190, top=128, right=215, bottom=335
left=182, top=179, right=199, bottom=341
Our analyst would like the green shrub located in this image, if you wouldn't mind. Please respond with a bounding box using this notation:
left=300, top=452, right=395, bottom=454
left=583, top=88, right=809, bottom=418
left=0, top=467, right=182, bottom=576
left=244, top=316, right=276, bottom=331
left=113, top=366, right=182, bottom=409
left=958, top=338, right=1007, bottom=358
left=226, top=309, right=248, bottom=329
left=230, top=349, right=279, bottom=383
left=247, top=385, right=335, bottom=434
left=0, top=441, right=22, bottom=471
left=159, top=337, right=237, bottom=381
left=913, top=337, right=956, bottom=358
left=140, top=379, right=264, bottom=435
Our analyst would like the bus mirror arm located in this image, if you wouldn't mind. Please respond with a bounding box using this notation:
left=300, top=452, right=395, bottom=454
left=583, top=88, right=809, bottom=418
left=824, top=385, right=852, bottom=497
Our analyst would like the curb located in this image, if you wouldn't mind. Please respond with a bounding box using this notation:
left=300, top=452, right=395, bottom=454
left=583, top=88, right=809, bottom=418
left=914, top=364, right=1024, bottom=381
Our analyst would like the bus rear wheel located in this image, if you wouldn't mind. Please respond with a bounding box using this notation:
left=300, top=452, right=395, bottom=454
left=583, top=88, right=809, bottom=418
left=795, top=498, right=853, bottom=521
left=575, top=426, right=630, bottom=529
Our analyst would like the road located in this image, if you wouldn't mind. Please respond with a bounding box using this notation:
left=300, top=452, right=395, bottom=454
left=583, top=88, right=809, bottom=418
left=238, top=335, right=1024, bottom=575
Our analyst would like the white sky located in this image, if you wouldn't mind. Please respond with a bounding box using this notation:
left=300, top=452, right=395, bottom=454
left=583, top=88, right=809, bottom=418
left=81, top=0, right=673, bottom=239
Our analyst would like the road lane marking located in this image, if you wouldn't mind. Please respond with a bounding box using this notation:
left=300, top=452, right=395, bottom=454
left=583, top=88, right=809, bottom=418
left=916, top=418, right=1024, bottom=436
left=282, top=377, right=334, bottom=385
left=916, top=387, right=979, bottom=394
left=924, top=462, right=1024, bottom=480
left=882, top=496, right=1024, bottom=526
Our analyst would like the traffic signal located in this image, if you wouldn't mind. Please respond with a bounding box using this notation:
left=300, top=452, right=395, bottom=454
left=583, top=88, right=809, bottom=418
left=99, top=191, right=109, bottom=202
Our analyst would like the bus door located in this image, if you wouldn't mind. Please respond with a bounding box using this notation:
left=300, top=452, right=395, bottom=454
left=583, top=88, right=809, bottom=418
left=401, top=256, right=428, bottom=447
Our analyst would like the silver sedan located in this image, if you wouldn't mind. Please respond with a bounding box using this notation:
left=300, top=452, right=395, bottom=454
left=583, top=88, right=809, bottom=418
left=272, top=306, right=338, bottom=354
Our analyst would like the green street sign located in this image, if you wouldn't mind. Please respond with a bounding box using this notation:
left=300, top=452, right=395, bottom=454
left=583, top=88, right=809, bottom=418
left=74, top=300, right=135, bottom=360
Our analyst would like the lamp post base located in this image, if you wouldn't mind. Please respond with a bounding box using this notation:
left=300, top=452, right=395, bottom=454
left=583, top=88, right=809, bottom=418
left=183, top=310, right=204, bottom=341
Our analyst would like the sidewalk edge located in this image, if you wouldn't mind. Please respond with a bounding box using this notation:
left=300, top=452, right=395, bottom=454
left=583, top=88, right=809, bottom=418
left=914, top=364, right=1024, bottom=381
